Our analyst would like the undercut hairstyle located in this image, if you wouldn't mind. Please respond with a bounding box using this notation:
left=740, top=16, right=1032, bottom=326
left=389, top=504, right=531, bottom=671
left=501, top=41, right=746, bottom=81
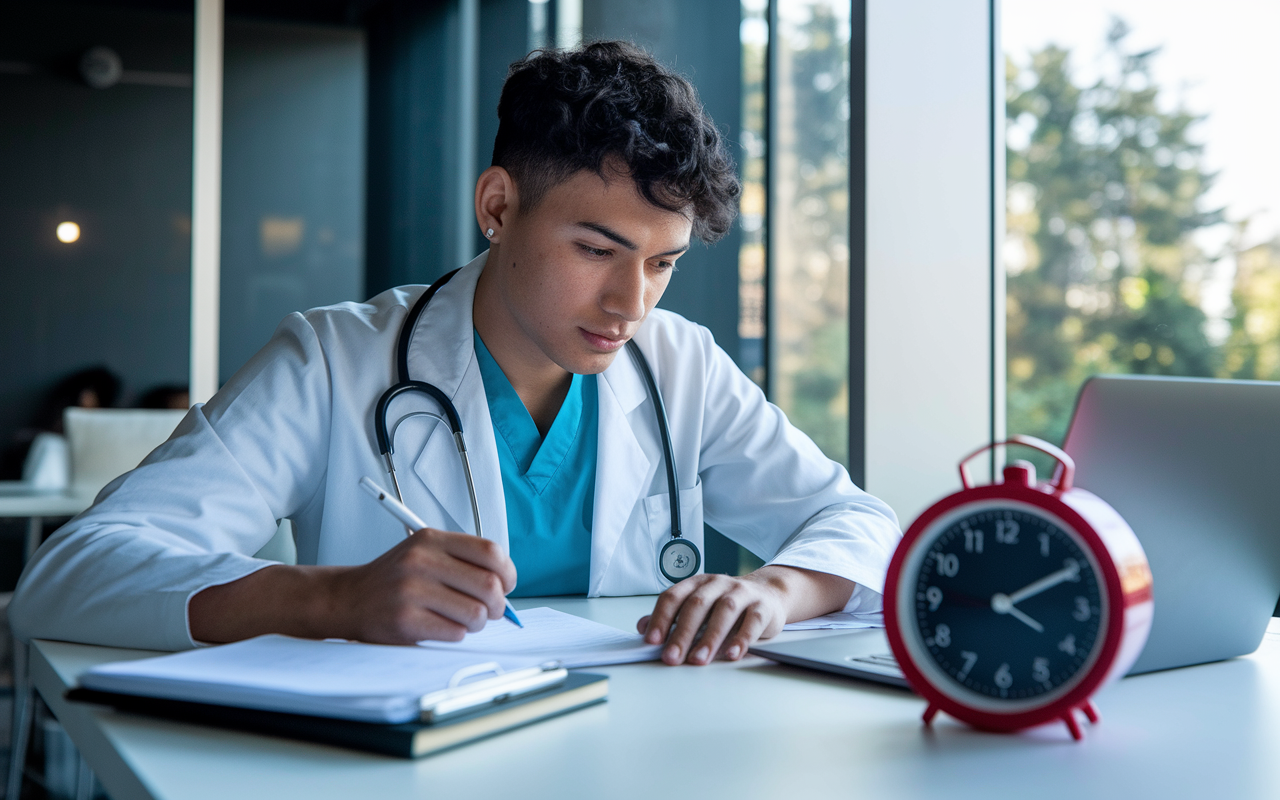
left=492, top=41, right=740, bottom=243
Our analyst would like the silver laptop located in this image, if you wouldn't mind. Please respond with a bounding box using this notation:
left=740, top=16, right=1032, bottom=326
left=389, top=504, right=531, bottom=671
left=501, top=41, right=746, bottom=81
left=752, top=375, right=1280, bottom=684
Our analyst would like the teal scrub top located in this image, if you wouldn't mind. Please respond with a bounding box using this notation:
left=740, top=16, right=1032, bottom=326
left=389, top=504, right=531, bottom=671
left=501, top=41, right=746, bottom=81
left=474, top=331, right=597, bottom=597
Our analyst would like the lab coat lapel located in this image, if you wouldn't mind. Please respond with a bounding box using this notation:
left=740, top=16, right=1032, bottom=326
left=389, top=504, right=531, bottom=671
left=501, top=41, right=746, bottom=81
left=589, top=348, right=655, bottom=594
left=407, top=255, right=509, bottom=552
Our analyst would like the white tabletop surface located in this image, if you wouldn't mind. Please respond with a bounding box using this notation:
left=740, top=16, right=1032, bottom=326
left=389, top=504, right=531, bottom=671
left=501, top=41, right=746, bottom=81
left=32, top=596, right=1280, bottom=800
left=0, top=484, right=90, bottom=517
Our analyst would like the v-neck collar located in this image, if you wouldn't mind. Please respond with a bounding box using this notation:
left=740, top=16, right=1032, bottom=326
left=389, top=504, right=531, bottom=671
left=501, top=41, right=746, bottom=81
left=474, top=331, right=584, bottom=494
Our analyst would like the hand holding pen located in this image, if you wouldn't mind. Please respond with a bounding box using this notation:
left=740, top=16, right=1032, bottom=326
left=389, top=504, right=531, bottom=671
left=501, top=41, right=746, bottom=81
left=360, top=477, right=523, bottom=628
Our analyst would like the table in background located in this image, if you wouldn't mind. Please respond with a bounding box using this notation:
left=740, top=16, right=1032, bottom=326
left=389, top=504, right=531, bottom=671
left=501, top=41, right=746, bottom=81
left=29, top=596, right=1280, bottom=800
left=0, top=486, right=89, bottom=561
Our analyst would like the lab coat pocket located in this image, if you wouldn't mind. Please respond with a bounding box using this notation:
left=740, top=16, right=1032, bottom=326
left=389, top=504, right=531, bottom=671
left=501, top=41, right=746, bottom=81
left=644, top=478, right=705, bottom=585
left=409, top=421, right=476, bottom=535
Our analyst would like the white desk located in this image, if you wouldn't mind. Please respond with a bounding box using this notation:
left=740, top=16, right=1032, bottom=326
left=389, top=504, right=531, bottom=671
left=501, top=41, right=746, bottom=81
left=30, top=597, right=1280, bottom=800
left=0, top=484, right=90, bottom=560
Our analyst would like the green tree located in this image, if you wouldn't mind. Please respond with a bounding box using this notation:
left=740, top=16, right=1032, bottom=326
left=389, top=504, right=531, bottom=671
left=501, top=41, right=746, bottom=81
left=773, top=2, right=851, bottom=465
left=1006, top=18, right=1224, bottom=448
left=1222, top=234, right=1280, bottom=380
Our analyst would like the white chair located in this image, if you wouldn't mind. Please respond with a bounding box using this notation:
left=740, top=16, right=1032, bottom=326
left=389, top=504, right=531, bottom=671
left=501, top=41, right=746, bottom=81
left=62, top=407, right=188, bottom=502
left=20, top=432, right=69, bottom=491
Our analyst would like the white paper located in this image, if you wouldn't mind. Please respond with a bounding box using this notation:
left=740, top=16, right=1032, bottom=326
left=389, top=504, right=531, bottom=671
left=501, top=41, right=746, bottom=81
left=417, top=607, right=662, bottom=667
left=79, top=607, right=659, bottom=723
left=782, top=610, right=885, bottom=631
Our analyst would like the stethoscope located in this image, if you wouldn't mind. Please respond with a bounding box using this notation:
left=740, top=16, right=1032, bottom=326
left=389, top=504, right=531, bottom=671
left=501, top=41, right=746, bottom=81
left=373, top=268, right=701, bottom=583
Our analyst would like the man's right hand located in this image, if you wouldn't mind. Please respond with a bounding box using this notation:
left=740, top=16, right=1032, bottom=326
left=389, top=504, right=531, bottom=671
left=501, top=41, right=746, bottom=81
left=188, top=528, right=517, bottom=646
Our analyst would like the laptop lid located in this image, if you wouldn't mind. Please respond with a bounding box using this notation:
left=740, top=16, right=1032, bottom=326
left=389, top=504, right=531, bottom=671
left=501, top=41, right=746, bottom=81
left=1062, top=375, right=1280, bottom=674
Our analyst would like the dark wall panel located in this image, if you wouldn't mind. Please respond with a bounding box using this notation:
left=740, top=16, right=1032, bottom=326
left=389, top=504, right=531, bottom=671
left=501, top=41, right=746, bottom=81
left=365, top=0, right=464, bottom=294
left=0, top=4, right=368, bottom=474
left=476, top=0, right=531, bottom=256
left=220, top=19, right=366, bottom=382
left=583, top=0, right=744, bottom=366
left=0, top=3, right=194, bottom=475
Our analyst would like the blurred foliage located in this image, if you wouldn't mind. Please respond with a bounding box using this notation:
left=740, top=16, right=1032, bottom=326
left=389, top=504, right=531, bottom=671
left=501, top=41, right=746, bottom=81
left=1004, top=18, right=1265, bottom=454
left=773, top=1, right=851, bottom=466
left=1223, top=236, right=1280, bottom=379
left=738, top=0, right=768, bottom=359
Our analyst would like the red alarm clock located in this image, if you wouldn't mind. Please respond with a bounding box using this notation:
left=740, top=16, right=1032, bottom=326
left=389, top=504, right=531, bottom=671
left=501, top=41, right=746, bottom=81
left=884, top=435, right=1153, bottom=740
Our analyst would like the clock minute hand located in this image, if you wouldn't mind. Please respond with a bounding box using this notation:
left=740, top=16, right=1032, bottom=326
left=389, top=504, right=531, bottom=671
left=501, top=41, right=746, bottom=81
left=1006, top=559, right=1080, bottom=606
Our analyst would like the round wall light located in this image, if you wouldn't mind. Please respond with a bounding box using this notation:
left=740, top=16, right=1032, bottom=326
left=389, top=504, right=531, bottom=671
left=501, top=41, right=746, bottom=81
left=56, top=221, right=81, bottom=243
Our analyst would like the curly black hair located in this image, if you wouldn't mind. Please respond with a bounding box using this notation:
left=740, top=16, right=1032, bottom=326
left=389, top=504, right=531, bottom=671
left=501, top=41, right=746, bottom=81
left=492, top=41, right=740, bottom=243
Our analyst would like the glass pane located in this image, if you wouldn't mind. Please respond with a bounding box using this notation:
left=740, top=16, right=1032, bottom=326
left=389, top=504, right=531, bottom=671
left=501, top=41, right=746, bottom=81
left=1004, top=3, right=1280, bottom=448
left=771, top=0, right=851, bottom=466
left=738, top=0, right=768, bottom=386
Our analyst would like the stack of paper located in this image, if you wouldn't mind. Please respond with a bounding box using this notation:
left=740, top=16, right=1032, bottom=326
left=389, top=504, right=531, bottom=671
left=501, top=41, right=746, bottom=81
left=416, top=607, right=662, bottom=666
left=782, top=610, right=884, bottom=631
left=79, top=608, right=660, bottom=724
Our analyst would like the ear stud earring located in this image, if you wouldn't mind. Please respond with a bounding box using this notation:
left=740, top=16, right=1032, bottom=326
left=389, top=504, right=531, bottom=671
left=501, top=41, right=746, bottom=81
left=485, top=228, right=494, bottom=239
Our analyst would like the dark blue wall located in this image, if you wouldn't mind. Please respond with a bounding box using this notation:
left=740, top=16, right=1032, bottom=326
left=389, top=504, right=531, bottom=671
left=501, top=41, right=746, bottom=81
left=220, top=20, right=366, bottom=383
left=364, top=0, right=465, bottom=293
left=584, top=0, right=744, bottom=367
left=0, top=3, right=195, bottom=476
left=365, top=0, right=534, bottom=296
left=0, top=4, right=367, bottom=476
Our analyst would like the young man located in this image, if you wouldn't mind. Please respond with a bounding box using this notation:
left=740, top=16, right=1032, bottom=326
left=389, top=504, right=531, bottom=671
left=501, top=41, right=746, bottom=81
left=11, top=42, right=899, bottom=666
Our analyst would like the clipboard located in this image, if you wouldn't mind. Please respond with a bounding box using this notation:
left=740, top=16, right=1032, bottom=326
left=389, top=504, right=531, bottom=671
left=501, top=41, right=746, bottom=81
left=68, top=670, right=608, bottom=759
left=418, top=661, right=568, bottom=722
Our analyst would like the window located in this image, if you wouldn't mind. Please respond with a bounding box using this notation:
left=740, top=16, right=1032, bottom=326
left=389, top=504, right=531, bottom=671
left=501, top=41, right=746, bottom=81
left=1005, top=3, right=1280, bottom=448
left=743, top=0, right=852, bottom=466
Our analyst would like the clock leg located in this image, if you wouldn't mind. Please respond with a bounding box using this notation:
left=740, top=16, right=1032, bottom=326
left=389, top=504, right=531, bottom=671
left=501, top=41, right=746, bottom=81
left=922, top=704, right=939, bottom=725
left=1062, top=710, right=1084, bottom=741
left=1081, top=700, right=1100, bottom=724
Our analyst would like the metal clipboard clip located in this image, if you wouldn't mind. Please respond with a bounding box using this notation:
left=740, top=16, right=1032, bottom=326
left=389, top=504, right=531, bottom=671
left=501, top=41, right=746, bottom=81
left=418, top=661, right=568, bottom=723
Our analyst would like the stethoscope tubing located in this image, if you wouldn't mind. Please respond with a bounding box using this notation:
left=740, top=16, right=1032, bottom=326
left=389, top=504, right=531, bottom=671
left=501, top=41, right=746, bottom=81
left=373, top=267, right=691, bottom=577
left=624, top=339, right=682, bottom=541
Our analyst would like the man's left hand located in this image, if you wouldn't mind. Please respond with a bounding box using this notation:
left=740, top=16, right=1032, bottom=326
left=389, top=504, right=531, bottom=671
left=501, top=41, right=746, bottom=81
left=636, top=566, right=855, bottom=666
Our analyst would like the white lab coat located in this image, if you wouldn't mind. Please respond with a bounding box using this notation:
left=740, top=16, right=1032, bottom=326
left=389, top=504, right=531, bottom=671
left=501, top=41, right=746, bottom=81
left=10, top=254, right=901, bottom=650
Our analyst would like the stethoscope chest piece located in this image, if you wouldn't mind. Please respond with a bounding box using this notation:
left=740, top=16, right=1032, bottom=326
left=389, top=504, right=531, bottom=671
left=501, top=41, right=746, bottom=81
left=659, top=537, right=701, bottom=582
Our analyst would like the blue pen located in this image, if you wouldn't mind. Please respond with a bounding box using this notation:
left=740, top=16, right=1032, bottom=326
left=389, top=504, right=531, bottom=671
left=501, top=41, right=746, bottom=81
left=359, top=476, right=523, bottom=628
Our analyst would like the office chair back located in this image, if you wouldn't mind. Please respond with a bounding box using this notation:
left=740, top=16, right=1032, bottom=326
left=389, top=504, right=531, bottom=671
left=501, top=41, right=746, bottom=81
left=64, top=407, right=188, bottom=500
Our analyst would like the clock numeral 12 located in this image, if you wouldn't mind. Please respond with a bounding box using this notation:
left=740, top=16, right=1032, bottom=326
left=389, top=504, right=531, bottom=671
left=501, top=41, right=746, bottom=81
left=995, top=519, right=1019, bottom=544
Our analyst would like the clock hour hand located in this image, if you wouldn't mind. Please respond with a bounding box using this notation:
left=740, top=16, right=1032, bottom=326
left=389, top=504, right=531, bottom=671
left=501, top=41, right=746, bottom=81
left=990, top=593, right=1045, bottom=632
left=1006, top=559, right=1080, bottom=606
left=990, top=559, right=1079, bottom=633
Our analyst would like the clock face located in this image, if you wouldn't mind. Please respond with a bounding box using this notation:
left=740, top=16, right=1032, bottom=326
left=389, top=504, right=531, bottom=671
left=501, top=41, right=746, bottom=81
left=902, top=500, right=1108, bottom=711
